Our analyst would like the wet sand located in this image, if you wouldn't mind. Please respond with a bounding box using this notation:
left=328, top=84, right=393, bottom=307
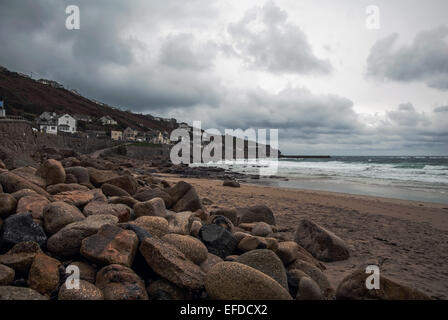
left=163, top=175, right=448, bottom=299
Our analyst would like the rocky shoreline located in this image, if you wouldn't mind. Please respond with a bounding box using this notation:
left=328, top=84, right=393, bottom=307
left=0, top=149, right=431, bottom=300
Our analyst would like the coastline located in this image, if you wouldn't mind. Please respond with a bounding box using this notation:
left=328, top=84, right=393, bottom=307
left=161, top=174, right=448, bottom=299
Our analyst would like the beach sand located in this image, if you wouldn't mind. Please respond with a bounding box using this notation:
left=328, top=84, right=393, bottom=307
left=162, top=175, right=448, bottom=299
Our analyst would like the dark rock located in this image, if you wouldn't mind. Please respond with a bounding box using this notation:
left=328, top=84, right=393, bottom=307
left=27, top=253, right=61, bottom=296
left=147, top=279, right=189, bottom=300
left=210, top=208, right=238, bottom=225
left=83, top=201, right=132, bottom=222
left=47, top=183, right=89, bottom=195
left=0, top=213, right=47, bottom=252
left=134, top=187, right=173, bottom=208
left=58, top=280, right=104, bottom=300
left=16, top=195, right=50, bottom=221
left=65, top=166, right=90, bottom=184
left=198, top=224, right=238, bottom=259
left=87, top=168, right=119, bottom=187
left=0, top=171, right=49, bottom=196
left=0, top=264, right=15, bottom=285
left=104, top=175, right=139, bottom=195
left=0, top=241, right=42, bottom=274
left=223, top=180, right=240, bottom=188
left=134, top=197, right=166, bottom=218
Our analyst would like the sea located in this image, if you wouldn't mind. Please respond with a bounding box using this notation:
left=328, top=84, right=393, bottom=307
left=193, top=156, right=448, bottom=204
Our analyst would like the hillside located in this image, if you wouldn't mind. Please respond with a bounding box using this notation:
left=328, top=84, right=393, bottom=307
left=0, top=66, right=176, bottom=132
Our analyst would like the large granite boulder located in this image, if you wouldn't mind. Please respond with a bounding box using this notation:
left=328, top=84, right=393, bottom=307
left=27, top=253, right=61, bottom=296
left=0, top=172, right=49, bottom=196
left=58, top=280, right=104, bottom=300
left=162, top=234, right=208, bottom=265
left=236, top=249, right=289, bottom=290
left=36, top=159, right=66, bottom=186
left=104, top=175, right=138, bottom=195
left=205, top=262, right=292, bottom=300
left=237, top=205, right=276, bottom=225
left=134, top=197, right=166, bottom=218
left=47, top=214, right=119, bottom=256
left=95, top=264, right=148, bottom=300
left=336, top=268, right=431, bottom=300
left=140, top=237, right=205, bottom=290
left=43, top=201, right=85, bottom=235
left=0, top=194, right=17, bottom=219
left=83, top=201, right=131, bottom=222
left=294, top=219, right=349, bottom=262
left=0, top=286, right=48, bottom=300
left=81, top=224, right=138, bottom=267
left=0, top=241, right=42, bottom=274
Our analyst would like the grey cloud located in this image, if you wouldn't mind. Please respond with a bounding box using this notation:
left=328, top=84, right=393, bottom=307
left=159, top=33, right=217, bottom=70
left=434, top=106, right=448, bottom=112
left=367, top=26, right=448, bottom=90
left=228, top=1, right=332, bottom=75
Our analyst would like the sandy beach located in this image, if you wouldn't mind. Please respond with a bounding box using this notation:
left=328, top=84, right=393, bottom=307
left=162, top=175, right=448, bottom=299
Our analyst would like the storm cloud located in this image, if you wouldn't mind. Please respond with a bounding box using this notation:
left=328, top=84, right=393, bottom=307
left=367, top=25, right=448, bottom=91
left=0, top=0, right=447, bottom=155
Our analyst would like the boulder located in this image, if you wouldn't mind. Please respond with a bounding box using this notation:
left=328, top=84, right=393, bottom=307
left=96, top=264, right=148, bottom=300
left=296, top=276, right=323, bottom=300
left=236, top=249, right=288, bottom=290
left=140, top=237, right=205, bottom=289
left=10, top=189, right=38, bottom=201
left=162, top=234, right=208, bottom=265
left=165, top=181, right=191, bottom=203
left=47, top=214, right=119, bottom=256
left=36, top=159, right=66, bottom=186
left=294, top=219, right=349, bottom=262
left=0, top=286, right=48, bottom=300
left=277, top=241, right=326, bottom=270
left=189, top=220, right=202, bottom=237
left=52, top=190, right=95, bottom=208
left=223, top=180, right=240, bottom=188
left=0, top=213, right=47, bottom=251
left=147, top=279, right=188, bottom=300
left=87, top=168, right=119, bottom=187
left=207, top=215, right=234, bottom=232
left=65, top=167, right=90, bottom=184
left=173, top=187, right=202, bottom=213
left=210, top=208, right=238, bottom=225
left=165, top=211, right=193, bottom=235
left=237, top=205, right=276, bottom=225
left=83, top=201, right=131, bottom=222
left=104, top=175, right=138, bottom=195
left=43, top=201, right=85, bottom=235
left=27, top=253, right=61, bottom=296
left=0, top=194, right=17, bottom=219
left=47, top=183, right=89, bottom=195
left=130, top=216, right=169, bottom=238
left=0, top=171, right=49, bottom=196
left=11, top=166, right=46, bottom=188
left=16, top=195, right=50, bottom=220
left=134, top=188, right=173, bottom=208
left=81, top=224, right=138, bottom=267
left=0, top=264, right=15, bottom=285
left=287, top=260, right=334, bottom=299
left=101, top=183, right=130, bottom=197
left=134, top=197, right=166, bottom=218
left=58, top=280, right=104, bottom=300
left=118, top=223, right=151, bottom=243
left=251, top=222, right=273, bottom=237
left=108, top=196, right=139, bottom=208
left=336, top=268, right=431, bottom=300
left=200, top=253, right=223, bottom=274
left=67, top=261, right=97, bottom=283
left=0, top=159, right=5, bottom=169
left=205, top=262, right=292, bottom=300
left=0, top=241, right=42, bottom=274
left=198, top=224, right=238, bottom=259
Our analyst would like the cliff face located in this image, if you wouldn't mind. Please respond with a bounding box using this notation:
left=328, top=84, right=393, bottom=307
left=0, top=67, right=176, bottom=132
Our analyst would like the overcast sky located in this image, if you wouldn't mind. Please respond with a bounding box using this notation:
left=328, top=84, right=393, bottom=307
left=0, top=0, right=447, bottom=155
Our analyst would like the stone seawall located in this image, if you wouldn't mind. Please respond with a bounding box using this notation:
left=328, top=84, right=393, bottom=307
left=0, top=121, right=123, bottom=167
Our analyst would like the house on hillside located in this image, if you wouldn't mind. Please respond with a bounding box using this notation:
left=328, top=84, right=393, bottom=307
left=99, top=115, right=118, bottom=126
left=0, top=100, right=5, bottom=118
left=111, top=130, right=123, bottom=141
left=36, top=112, right=77, bottom=134
left=123, top=127, right=139, bottom=141
left=74, top=114, right=94, bottom=123
left=38, top=79, right=63, bottom=89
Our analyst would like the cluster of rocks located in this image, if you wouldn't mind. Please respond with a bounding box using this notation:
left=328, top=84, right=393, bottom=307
left=0, top=155, right=430, bottom=300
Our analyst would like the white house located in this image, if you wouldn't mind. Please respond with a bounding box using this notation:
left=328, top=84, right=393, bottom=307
left=57, top=114, right=77, bottom=133
left=99, top=116, right=118, bottom=125
left=36, top=112, right=76, bottom=134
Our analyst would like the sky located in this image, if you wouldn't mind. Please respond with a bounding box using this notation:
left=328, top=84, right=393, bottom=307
left=0, top=0, right=447, bottom=155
